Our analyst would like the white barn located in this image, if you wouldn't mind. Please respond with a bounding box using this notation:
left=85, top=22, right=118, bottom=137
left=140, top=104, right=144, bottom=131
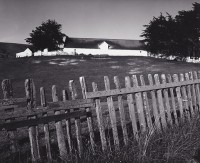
left=16, top=48, right=32, bottom=58
left=63, top=38, right=148, bottom=56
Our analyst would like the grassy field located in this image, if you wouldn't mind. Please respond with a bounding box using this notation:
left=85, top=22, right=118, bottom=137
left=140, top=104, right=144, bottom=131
left=1, top=56, right=200, bottom=162
left=1, top=55, right=200, bottom=102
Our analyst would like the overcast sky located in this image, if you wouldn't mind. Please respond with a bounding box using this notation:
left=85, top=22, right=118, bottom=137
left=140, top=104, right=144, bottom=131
left=0, top=0, right=197, bottom=44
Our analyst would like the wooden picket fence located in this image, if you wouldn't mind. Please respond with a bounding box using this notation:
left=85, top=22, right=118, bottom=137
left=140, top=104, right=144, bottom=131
left=1, top=71, right=200, bottom=162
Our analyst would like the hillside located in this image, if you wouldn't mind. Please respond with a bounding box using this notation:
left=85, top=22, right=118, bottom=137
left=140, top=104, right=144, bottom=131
left=0, top=42, right=32, bottom=58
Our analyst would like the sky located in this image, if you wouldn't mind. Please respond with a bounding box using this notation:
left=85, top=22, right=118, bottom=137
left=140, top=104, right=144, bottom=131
left=0, top=0, right=197, bottom=44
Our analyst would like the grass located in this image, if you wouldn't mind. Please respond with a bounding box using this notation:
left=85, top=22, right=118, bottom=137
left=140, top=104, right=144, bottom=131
left=2, top=115, right=200, bottom=163
left=1, top=56, right=200, bottom=162
left=1, top=55, right=200, bottom=101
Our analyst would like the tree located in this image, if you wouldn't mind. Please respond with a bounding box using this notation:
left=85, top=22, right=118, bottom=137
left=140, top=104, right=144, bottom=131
left=141, top=13, right=177, bottom=57
left=141, top=2, right=200, bottom=58
left=25, top=19, right=67, bottom=51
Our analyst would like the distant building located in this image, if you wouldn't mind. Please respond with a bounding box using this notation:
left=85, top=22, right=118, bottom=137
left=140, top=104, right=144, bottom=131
left=16, top=48, right=32, bottom=58
left=63, top=38, right=148, bottom=56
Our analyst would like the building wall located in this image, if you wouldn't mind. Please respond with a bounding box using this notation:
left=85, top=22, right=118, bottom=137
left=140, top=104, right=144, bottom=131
left=63, top=48, right=148, bottom=56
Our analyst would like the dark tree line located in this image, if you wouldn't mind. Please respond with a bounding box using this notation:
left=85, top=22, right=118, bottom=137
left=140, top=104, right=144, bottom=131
left=141, top=2, right=200, bottom=59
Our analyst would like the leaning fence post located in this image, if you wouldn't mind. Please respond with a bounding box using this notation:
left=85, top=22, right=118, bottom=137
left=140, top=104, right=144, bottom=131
left=40, top=87, right=52, bottom=161
left=167, top=74, right=178, bottom=125
left=173, top=74, right=184, bottom=122
left=125, top=76, right=138, bottom=140
left=92, top=82, right=107, bottom=151
left=62, top=90, right=73, bottom=153
left=154, top=74, right=167, bottom=129
left=114, top=76, right=129, bottom=144
left=104, top=76, right=119, bottom=150
left=25, top=79, right=41, bottom=162
left=2, top=79, right=18, bottom=153
left=52, top=85, right=68, bottom=160
left=69, top=80, right=83, bottom=156
left=193, top=71, right=200, bottom=112
left=148, top=74, right=161, bottom=130
left=79, top=77, right=95, bottom=153
left=161, top=74, right=172, bottom=125
left=132, top=75, right=146, bottom=132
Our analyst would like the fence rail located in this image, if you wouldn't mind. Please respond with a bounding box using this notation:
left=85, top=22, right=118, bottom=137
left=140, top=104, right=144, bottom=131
left=1, top=71, right=200, bottom=162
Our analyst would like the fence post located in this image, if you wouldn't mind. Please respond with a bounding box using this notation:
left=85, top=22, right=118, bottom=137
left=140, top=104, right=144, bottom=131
left=1, top=79, right=18, bottom=153
left=79, top=77, right=95, bottom=153
left=92, top=82, right=107, bottom=151
left=52, top=85, right=68, bottom=160
left=185, top=73, right=194, bottom=117
left=154, top=74, right=167, bottom=129
left=173, top=74, right=184, bottom=122
left=104, top=76, right=119, bottom=150
left=140, top=75, right=153, bottom=129
left=189, top=72, right=197, bottom=112
left=40, top=87, right=52, bottom=161
left=161, top=74, right=172, bottom=125
left=114, top=76, right=129, bottom=144
left=179, top=74, right=190, bottom=121
left=62, top=90, right=72, bottom=153
left=193, top=71, right=200, bottom=112
left=167, top=74, right=178, bottom=125
left=132, top=75, right=146, bottom=132
left=25, top=79, right=41, bottom=162
left=148, top=74, right=161, bottom=130
left=125, top=76, right=138, bottom=139
left=69, top=80, right=83, bottom=156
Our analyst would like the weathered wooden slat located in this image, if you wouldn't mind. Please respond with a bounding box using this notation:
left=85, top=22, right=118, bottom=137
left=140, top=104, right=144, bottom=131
left=2, top=79, right=18, bottom=153
left=25, top=79, right=41, bottom=162
left=0, top=99, right=94, bottom=121
left=40, top=87, right=52, bottom=161
left=193, top=71, right=200, bottom=112
left=92, top=82, right=107, bottom=151
left=104, top=76, right=119, bottom=149
left=140, top=75, right=153, bottom=129
left=167, top=74, right=178, bottom=125
left=0, top=97, right=26, bottom=107
left=148, top=74, right=161, bottom=130
left=86, top=79, right=200, bottom=99
left=189, top=72, right=197, bottom=112
left=154, top=74, right=167, bottom=129
left=0, top=110, right=87, bottom=130
left=132, top=75, right=146, bottom=132
left=52, top=85, right=68, bottom=160
left=161, top=74, right=172, bottom=125
left=179, top=74, right=190, bottom=121
left=62, top=90, right=72, bottom=153
left=79, top=76, right=95, bottom=152
left=69, top=80, right=83, bottom=156
left=173, top=74, right=184, bottom=121
left=114, top=76, right=129, bottom=144
left=125, top=76, right=138, bottom=140
left=185, top=73, right=194, bottom=117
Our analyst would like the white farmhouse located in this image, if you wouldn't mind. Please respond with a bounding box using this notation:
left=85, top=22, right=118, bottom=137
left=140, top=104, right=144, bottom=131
left=16, top=48, right=32, bottom=58
left=63, top=38, right=148, bottom=56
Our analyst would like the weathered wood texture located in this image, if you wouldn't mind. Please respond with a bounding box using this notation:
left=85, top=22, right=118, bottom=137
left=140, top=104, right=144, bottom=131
left=25, top=79, right=41, bottom=162
left=69, top=80, right=83, bottom=156
left=52, top=85, right=68, bottom=159
left=1, top=79, right=18, bottom=153
left=40, top=87, right=52, bottom=161
left=79, top=76, right=95, bottom=152
left=1, top=71, right=200, bottom=162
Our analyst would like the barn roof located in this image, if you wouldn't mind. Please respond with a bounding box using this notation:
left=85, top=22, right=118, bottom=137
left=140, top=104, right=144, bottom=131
left=64, top=38, right=145, bottom=50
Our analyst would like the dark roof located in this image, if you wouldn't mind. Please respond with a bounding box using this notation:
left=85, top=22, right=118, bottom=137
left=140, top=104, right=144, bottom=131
left=64, top=38, right=145, bottom=50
